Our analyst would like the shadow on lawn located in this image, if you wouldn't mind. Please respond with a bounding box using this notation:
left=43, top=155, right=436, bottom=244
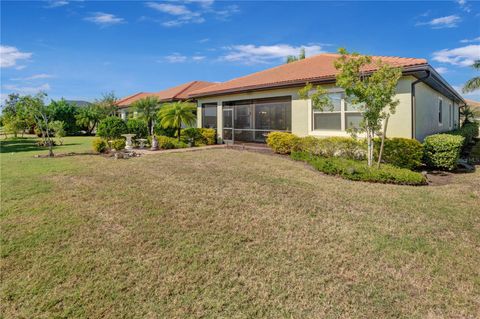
left=0, top=138, right=43, bottom=153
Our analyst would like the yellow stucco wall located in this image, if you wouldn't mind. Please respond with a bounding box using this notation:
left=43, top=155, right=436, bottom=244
left=415, top=81, right=460, bottom=141
left=196, top=76, right=459, bottom=142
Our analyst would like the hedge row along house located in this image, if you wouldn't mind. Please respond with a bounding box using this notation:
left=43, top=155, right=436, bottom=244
left=117, top=53, right=465, bottom=143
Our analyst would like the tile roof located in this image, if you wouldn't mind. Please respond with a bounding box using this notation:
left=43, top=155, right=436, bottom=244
left=117, top=81, right=215, bottom=107
left=188, top=53, right=428, bottom=97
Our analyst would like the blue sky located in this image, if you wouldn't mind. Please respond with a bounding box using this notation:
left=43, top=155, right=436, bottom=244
left=1, top=0, right=479, bottom=103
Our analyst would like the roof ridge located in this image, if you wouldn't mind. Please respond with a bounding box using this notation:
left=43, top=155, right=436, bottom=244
left=172, top=81, right=197, bottom=100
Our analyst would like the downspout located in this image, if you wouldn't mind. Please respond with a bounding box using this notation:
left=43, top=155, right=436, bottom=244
left=411, top=70, right=431, bottom=139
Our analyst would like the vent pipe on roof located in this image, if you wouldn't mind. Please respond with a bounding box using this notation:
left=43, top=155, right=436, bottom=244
left=411, top=70, right=431, bottom=140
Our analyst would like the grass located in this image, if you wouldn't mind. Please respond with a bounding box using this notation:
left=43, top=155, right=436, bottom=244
left=1, top=136, right=480, bottom=318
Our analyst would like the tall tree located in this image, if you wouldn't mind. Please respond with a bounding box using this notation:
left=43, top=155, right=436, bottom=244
left=132, top=96, right=160, bottom=135
left=462, top=60, right=480, bottom=93
left=18, top=93, right=56, bottom=156
left=286, top=48, right=306, bottom=64
left=50, top=99, right=79, bottom=134
left=95, top=91, right=118, bottom=117
left=157, top=101, right=196, bottom=141
left=299, top=48, right=402, bottom=167
left=75, top=105, right=102, bottom=135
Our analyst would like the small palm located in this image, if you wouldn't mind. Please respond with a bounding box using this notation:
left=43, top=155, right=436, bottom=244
left=132, top=96, right=160, bottom=135
left=158, top=101, right=196, bottom=140
left=463, top=60, right=480, bottom=93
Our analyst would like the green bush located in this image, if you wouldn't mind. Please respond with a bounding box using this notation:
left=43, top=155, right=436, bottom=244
left=199, top=128, right=216, bottom=145
left=156, top=136, right=176, bottom=149
left=127, top=118, right=148, bottom=139
left=266, top=132, right=300, bottom=154
left=172, top=140, right=189, bottom=149
left=423, top=134, right=464, bottom=171
left=92, top=138, right=108, bottom=153
left=291, top=151, right=426, bottom=185
left=450, top=122, right=479, bottom=148
left=97, top=116, right=128, bottom=140
left=374, top=138, right=423, bottom=170
left=181, top=128, right=204, bottom=146
left=294, top=136, right=366, bottom=160
left=110, top=138, right=126, bottom=151
left=153, top=126, right=176, bottom=137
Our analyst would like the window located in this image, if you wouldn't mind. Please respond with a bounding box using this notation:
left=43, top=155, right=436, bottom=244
left=202, top=103, right=217, bottom=129
left=312, top=93, right=364, bottom=131
left=438, top=98, right=443, bottom=125
left=449, top=103, right=452, bottom=128
left=313, top=93, right=342, bottom=131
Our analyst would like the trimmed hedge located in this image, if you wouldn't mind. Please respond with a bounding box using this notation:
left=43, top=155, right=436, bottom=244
left=294, top=136, right=366, bottom=160
left=199, top=128, right=216, bottom=145
left=156, top=135, right=188, bottom=150
left=111, top=138, right=126, bottom=151
left=127, top=118, right=148, bottom=139
left=266, top=132, right=299, bottom=154
left=180, top=128, right=217, bottom=146
left=423, top=134, right=464, bottom=171
left=291, top=151, right=427, bottom=185
left=374, top=137, right=423, bottom=170
left=97, top=116, right=128, bottom=140
left=92, top=138, right=108, bottom=153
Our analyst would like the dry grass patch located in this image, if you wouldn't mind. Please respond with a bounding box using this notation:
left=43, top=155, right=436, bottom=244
left=1, top=141, right=480, bottom=318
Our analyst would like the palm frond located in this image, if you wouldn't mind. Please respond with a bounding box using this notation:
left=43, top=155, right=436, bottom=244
left=462, top=76, right=480, bottom=93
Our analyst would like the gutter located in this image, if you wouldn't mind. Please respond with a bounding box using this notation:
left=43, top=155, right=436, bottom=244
left=411, top=70, right=431, bottom=139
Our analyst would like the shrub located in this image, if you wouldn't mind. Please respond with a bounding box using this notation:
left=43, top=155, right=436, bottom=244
left=450, top=122, right=479, bottom=148
left=291, top=151, right=426, bottom=185
left=199, top=128, right=216, bottom=145
left=374, top=138, right=423, bottom=170
left=423, top=134, right=464, bottom=171
left=153, top=126, right=176, bottom=137
left=97, top=116, right=128, bottom=140
left=110, top=138, right=126, bottom=151
left=156, top=135, right=176, bottom=149
left=172, top=140, right=189, bottom=149
left=266, top=132, right=300, bottom=154
left=127, top=118, right=148, bottom=139
left=92, top=138, right=108, bottom=153
left=294, top=136, right=366, bottom=160
left=181, top=128, right=204, bottom=146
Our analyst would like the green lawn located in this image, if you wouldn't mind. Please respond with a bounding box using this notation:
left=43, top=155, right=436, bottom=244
left=1, top=136, right=479, bottom=318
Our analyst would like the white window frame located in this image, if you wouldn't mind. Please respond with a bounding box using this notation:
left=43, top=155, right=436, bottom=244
left=308, top=90, right=365, bottom=137
left=438, top=97, right=443, bottom=126
left=448, top=102, right=453, bottom=129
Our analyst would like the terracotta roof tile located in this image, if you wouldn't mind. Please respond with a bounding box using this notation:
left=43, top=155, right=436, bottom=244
left=188, top=53, right=428, bottom=97
left=117, top=81, right=215, bottom=107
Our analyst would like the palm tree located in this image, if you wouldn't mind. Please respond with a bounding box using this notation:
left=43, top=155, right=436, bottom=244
left=132, top=96, right=160, bottom=135
left=75, top=105, right=101, bottom=135
left=463, top=60, right=480, bottom=93
left=157, top=101, right=196, bottom=141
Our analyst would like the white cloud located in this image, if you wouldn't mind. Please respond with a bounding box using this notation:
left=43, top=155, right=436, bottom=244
left=46, top=0, right=69, bottom=8
left=417, top=15, right=461, bottom=29
left=460, top=36, right=480, bottom=43
left=221, top=44, right=324, bottom=65
left=2, top=83, right=51, bottom=95
left=456, top=0, right=471, bottom=12
left=435, top=67, right=448, bottom=74
left=164, top=53, right=188, bottom=63
left=145, top=1, right=238, bottom=27
left=192, top=56, right=206, bottom=61
left=0, top=45, right=32, bottom=68
left=198, top=38, right=210, bottom=43
left=84, top=12, right=125, bottom=26
left=146, top=2, right=204, bottom=26
left=11, top=74, right=54, bottom=81
left=432, top=44, right=480, bottom=67
left=452, top=85, right=480, bottom=100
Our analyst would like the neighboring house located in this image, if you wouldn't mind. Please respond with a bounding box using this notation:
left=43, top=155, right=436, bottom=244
left=189, top=53, right=465, bottom=143
left=116, top=81, right=215, bottom=120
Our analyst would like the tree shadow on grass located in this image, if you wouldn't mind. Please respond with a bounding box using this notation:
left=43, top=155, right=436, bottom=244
left=0, top=138, right=43, bottom=153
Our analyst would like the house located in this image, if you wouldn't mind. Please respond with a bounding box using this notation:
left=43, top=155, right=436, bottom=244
left=189, top=53, right=465, bottom=143
left=116, top=80, right=215, bottom=120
